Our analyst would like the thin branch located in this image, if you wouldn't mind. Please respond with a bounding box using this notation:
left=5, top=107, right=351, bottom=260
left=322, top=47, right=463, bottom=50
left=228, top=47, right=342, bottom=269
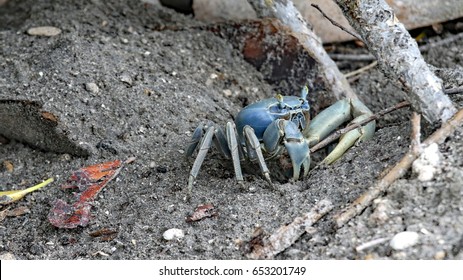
left=330, top=32, right=463, bottom=62
left=310, top=100, right=411, bottom=153
left=247, top=199, right=333, bottom=259
left=410, top=112, right=422, bottom=155
left=344, top=61, right=378, bottom=78
left=334, top=108, right=463, bottom=228
left=311, top=3, right=362, bottom=41
left=418, top=32, right=463, bottom=52
left=330, top=53, right=375, bottom=61
left=355, top=237, right=390, bottom=252
left=445, top=86, right=463, bottom=95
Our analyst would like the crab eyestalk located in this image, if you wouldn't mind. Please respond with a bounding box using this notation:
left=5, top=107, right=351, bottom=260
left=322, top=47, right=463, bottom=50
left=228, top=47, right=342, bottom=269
left=276, top=94, right=284, bottom=109
left=301, top=85, right=308, bottom=100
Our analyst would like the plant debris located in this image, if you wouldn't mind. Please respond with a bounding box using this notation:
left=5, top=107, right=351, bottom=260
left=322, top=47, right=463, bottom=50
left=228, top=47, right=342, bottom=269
left=0, top=207, right=31, bottom=223
left=246, top=199, right=333, bottom=259
left=0, top=178, right=53, bottom=205
left=89, top=228, right=118, bottom=242
left=48, top=158, right=134, bottom=228
left=185, top=203, right=218, bottom=222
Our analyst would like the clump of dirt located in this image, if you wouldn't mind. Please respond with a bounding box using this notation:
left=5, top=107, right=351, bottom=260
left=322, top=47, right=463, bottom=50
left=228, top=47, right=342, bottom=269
left=0, top=0, right=462, bottom=260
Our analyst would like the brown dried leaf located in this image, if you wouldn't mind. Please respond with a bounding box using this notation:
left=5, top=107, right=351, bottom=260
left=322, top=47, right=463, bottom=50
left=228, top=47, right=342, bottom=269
left=7, top=206, right=30, bottom=217
left=2, top=160, right=14, bottom=173
left=0, top=208, right=9, bottom=223
left=185, top=203, right=218, bottom=222
left=89, top=228, right=118, bottom=237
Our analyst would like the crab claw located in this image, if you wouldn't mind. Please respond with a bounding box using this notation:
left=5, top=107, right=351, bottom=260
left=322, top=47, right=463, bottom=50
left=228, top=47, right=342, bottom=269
left=282, top=121, right=311, bottom=180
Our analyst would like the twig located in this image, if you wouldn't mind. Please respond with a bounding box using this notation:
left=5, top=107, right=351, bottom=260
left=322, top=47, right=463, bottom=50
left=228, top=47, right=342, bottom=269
left=311, top=3, right=361, bottom=41
left=247, top=199, right=333, bottom=259
left=330, top=53, right=375, bottom=61
left=410, top=112, right=422, bottom=155
left=330, top=32, right=463, bottom=62
left=334, top=108, right=463, bottom=228
left=418, top=32, right=463, bottom=52
left=310, top=101, right=411, bottom=153
left=355, top=237, right=390, bottom=252
left=445, top=86, right=463, bottom=95
left=344, top=61, right=378, bottom=78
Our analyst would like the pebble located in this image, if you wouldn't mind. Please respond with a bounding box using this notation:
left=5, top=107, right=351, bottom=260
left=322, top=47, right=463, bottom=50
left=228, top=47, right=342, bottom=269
left=412, top=143, right=442, bottom=181
left=163, top=228, right=185, bottom=241
left=0, top=252, right=16, bottom=260
left=223, top=89, right=232, bottom=97
left=434, top=250, right=446, bottom=260
left=85, top=82, right=99, bottom=94
left=120, top=74, right=133, bottom=86
left=27, top=26, right=62, bottom=37
left=390, top=231, right=420, bottom=250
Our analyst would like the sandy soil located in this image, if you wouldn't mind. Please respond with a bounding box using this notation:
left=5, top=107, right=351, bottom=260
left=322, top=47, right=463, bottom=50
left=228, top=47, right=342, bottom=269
left=0, top=0, right=462, bottom=260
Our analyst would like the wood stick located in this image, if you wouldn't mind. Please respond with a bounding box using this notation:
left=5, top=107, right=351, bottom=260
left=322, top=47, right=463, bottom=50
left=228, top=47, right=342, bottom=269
left=311, top=3, right=361, bottom=41
left=344, top=61, right=377, bottom=78
left=247, top=199, right=333, bottom=259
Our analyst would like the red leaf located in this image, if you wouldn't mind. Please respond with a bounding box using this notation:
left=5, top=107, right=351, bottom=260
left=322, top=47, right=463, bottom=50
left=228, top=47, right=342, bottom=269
left=48, top=159, right=131, bottom=228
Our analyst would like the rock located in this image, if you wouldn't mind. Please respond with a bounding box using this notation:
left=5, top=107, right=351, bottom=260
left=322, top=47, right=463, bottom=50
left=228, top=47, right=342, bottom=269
left=412, top=143, right=442, bottom=181
left=163, top=228, right=184, bottom=241
left=434, top=250, right=446, bottom=260
left=390, top=231, right=420, bottom=250
left=85, top=82, right=100, bottom=94
left=120, top=74, right=133, bottom=86
left=0, top=252, right=16, bottom=260
left=27, top=26, right=62, bottom=37
left=369, top=198, right=394, bottom=225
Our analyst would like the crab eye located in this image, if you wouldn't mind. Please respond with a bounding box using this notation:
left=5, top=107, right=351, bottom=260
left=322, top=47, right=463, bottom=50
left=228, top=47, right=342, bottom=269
left=301, top=86, right=308, bottom=100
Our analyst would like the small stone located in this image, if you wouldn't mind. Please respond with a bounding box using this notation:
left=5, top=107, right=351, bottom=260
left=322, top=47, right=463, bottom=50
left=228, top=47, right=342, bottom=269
left=27, top=26, right=62, bottom=37
left=120, top=74, right=133, bottom=86
left=434, top=250, right=446, bottom=260
left=163, top=228, right=184, bottom=241
left=167, top=204, right=176, bottom=213
left=390, top=231, right=420, bottom=250
left=85, top=82, right=99, bottom=94
left=223, top=89, right=232, bottom=97
left=121, top=38, right=129, bottom=44
left=29, top=243, right=44, bottom=255
left=369, top=198, right=393, bottom=225
left=0, top=252, right=16, bottom=260
left=412, top=143, right=442, bottom=181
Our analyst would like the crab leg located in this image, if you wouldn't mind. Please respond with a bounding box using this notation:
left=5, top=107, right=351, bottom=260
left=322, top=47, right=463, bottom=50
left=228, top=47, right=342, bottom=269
left=226, top=122, right=244, bottom=183
left=185, top=122, right=204, bottom=158
left=243, top=125, right=272, bottom=184
left=188, top=126, right=215, bottom=192
left=305, top=98, right=375, bottom=164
